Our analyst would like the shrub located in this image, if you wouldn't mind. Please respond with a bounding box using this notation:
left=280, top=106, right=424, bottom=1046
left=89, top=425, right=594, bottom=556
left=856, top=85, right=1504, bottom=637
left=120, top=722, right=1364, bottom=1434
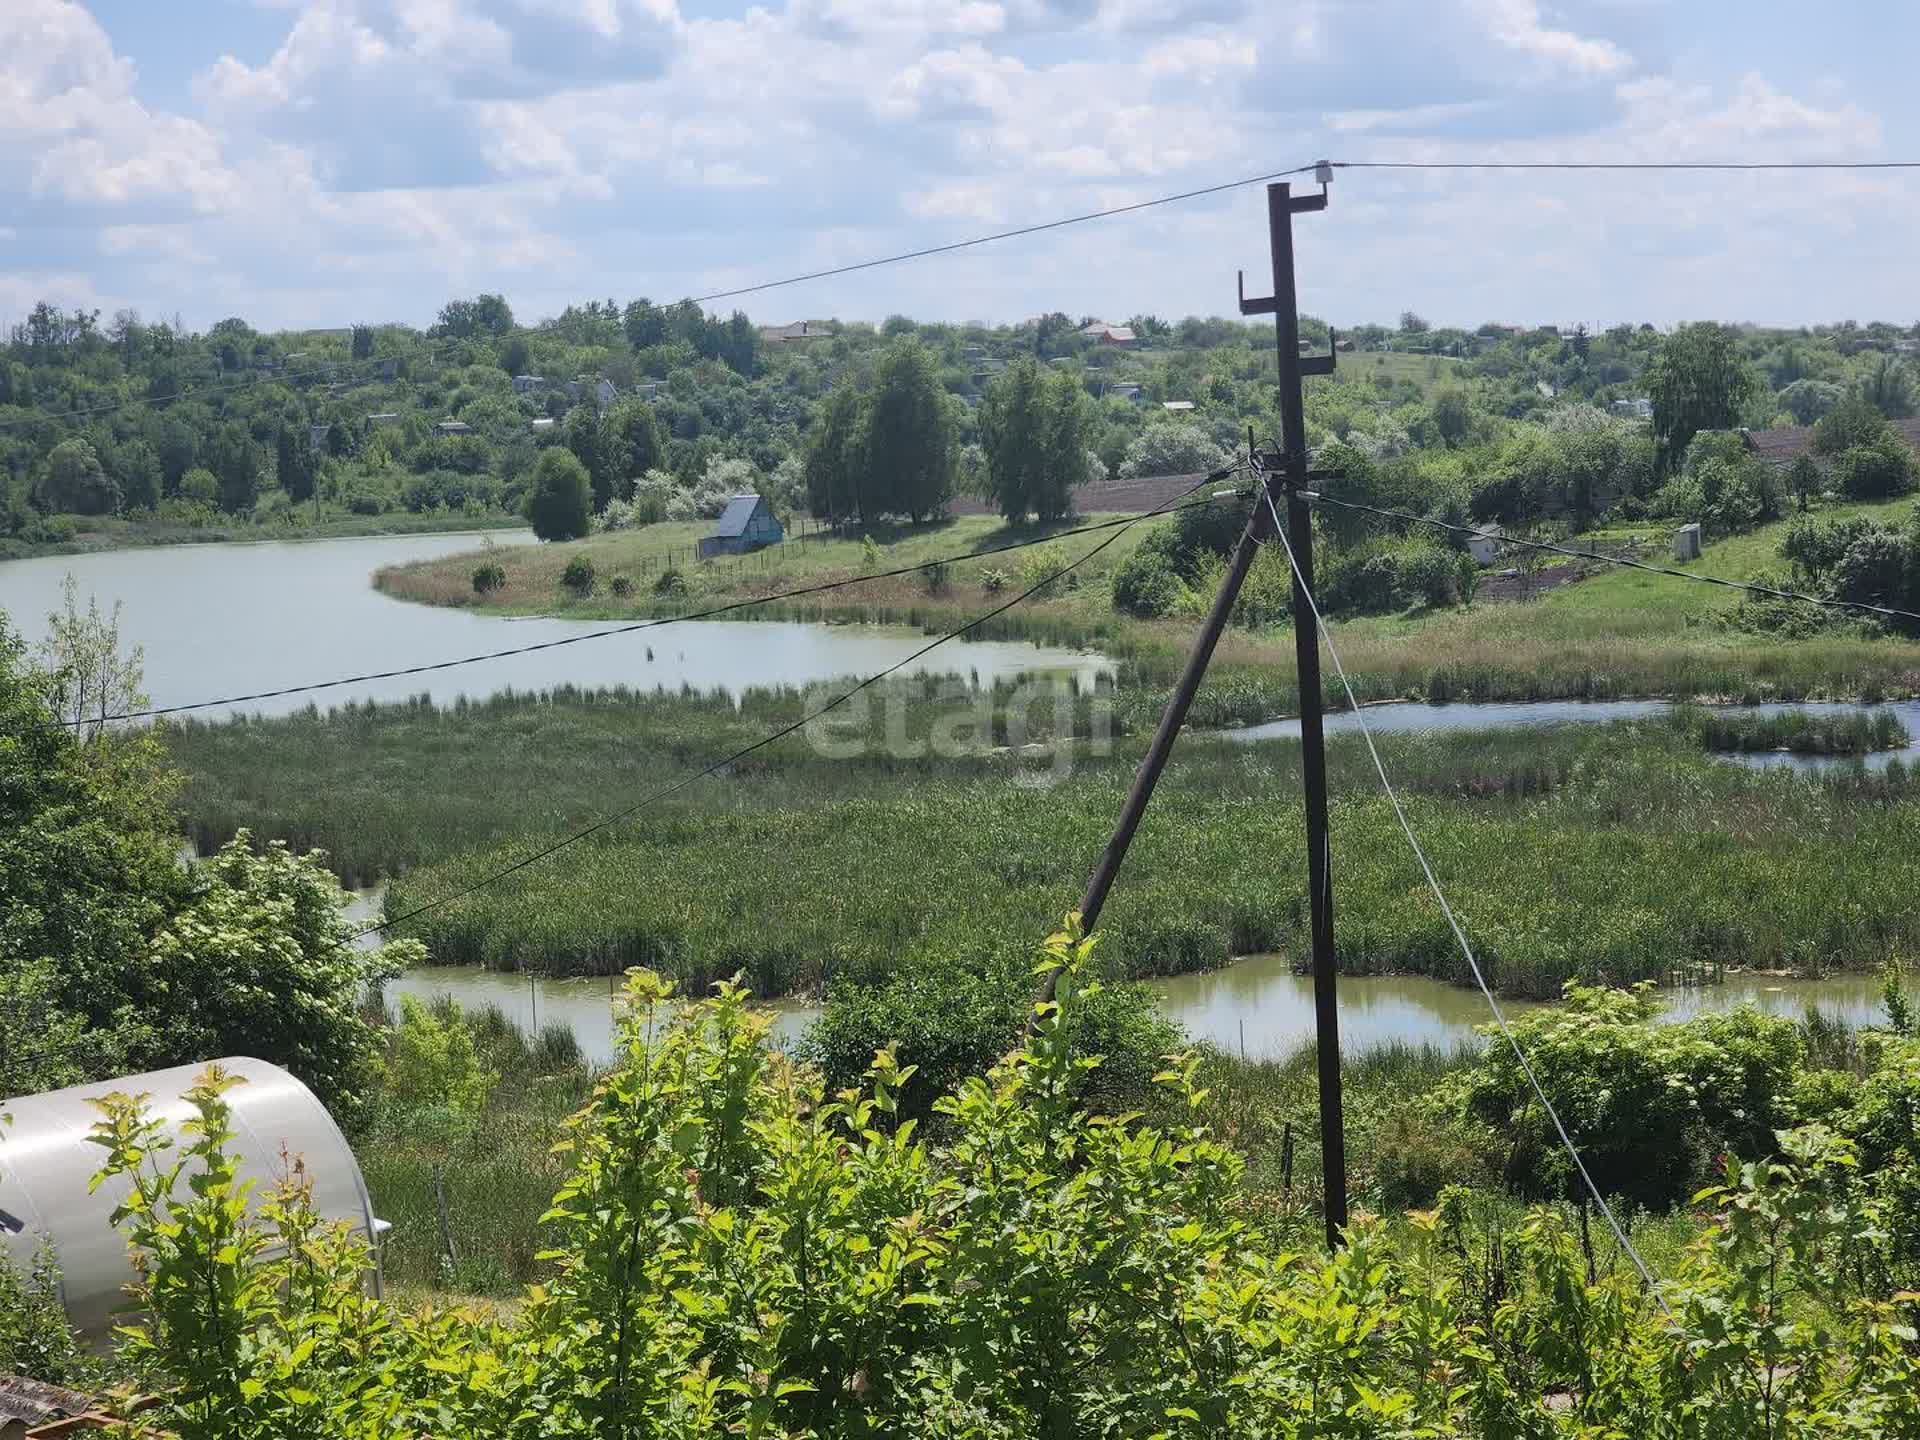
left=471, top=560, right=506, bottom=594
left=1835, top=440, right=1916, bottom=500
left=1463, top=982, right=1803, bottom=1209
left=979, top=566, right=1008, bottom=593
left=347, top=493, right=384, bottom=517
left=382, top=994, right=498, bottom=1132
left=1016, top=540, right=1067, bottom=597
left=921, top=559, right=949, bottom=595
left=1396, top=539, right=1461, bottom=608
left=560, top=555, right=595, bottom=596
left=1111, top=547, right=1186, bottom=617
left=527, top=448, right=591, bottom=541
left=609, top=573, right=634, bottom=598
left=0, top=1240, right=86, bottom=1385
left=654, top=567, right=687, bottom=596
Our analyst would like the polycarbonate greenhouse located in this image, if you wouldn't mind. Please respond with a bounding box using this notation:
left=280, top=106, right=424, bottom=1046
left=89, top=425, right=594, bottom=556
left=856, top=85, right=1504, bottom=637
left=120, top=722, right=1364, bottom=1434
left=0, top=1057, right=385, bottom=1339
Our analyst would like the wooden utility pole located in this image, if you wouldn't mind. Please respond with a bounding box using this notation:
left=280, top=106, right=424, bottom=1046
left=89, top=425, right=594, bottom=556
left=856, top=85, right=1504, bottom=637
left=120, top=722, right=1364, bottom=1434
left=1241, top=171, right=1347, bottom=1245
left=1053, top=165, right=1348, bottom=1246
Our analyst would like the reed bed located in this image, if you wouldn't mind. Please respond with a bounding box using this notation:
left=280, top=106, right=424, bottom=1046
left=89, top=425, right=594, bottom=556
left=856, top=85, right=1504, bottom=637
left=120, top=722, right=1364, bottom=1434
left=1670, top=704, right=1911, bottom=754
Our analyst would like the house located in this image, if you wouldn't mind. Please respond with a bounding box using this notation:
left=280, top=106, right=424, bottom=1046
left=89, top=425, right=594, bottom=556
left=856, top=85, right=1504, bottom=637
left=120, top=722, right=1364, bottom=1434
left=1104, top=382, right=1144, bottom=403
left=1610, top=397, right=1654, bottom=420
left=1726, top=419, right=1920, bottom=472
left=512, top=374, right=546, bottom=394
left=308, top=424, right=330, bottom=450
left=697, top=494, right=783, bottom=559
left=757, top=321, right=831, bottom=346
left=1161, top=399, right=1196, bottom=413
left=593, top=377, right=618, bottom=409
left=434, top=419, right=472, bottom=436
left=365, top=411, right=400, bottom=426
left=1078, top=321, right=1136, bottom=347
left=377, top=358, right=399, bottom=380
left=632, top=380, right=664, bottom=402
left=530, top=417, right=556, bottom=432
left=1467, top=524, right=1505, bottom=567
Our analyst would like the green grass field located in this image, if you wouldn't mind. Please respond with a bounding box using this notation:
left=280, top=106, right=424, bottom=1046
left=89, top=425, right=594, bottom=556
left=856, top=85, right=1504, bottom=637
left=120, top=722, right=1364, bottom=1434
left=1345, top=348, right=1468, bottom=396
left=375, top=493, right=1920, bottom=713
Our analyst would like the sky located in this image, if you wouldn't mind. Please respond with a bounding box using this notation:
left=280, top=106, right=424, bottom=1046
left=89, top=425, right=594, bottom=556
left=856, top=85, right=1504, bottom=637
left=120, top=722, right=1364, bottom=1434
left=2, top=0, right=1917, bottom=334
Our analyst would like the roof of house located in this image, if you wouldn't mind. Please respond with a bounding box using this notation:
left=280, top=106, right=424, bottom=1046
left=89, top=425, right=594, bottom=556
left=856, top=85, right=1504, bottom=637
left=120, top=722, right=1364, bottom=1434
left=1161, top=399, right=1195, bottom=411
left=708, top=494, right=768, bottom=538
left=1736, top=418, right=1920, bottom=468
left=1102, top=326, right=1136, bottom=343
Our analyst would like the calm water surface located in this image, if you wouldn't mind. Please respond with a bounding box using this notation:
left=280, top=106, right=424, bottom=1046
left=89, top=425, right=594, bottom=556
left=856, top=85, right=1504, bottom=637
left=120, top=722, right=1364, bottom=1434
left=0, top=531, right=1112, bottom=718
left=1225, top=698, right=1920, bottom=774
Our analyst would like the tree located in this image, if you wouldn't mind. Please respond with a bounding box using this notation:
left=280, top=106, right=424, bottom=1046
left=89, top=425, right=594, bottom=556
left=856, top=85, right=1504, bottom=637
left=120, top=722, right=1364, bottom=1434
left=864, top=340, right=954, bottom=523
left=604, top=399, right=664, bottom=494
left=1834, top=441, right=1916, bottom=500
left=1399, top=311, right=1430, bottom=334
left=206, top=423, right=259, bottom=513
left=501, top=335, right=531, bottom=378
left=1858, top=354, right=1915, bottom=419
left=1431, top=388, right=1473, bottom=447
left=562, top=405, right=613, bottom=511
left=1646, top=322, right=1760, bottom=475
left=1813, top=393, right=1894, bottom=458
left=433, top=293, right=515, bottom=339
left=1786, top=453, right=1823, bottom=512
left=978, top=356, right=1046, bottom=523
left=980, top=358, right=1089, bottom=524
left=527, top=447, right=592, bottom=540
left=1779, top=379, right=1845, bottom=426
left=36, top=438, right=116, bottom=515
left=37, top=574, right=144, bottom=744
left=804, top=383, right=866, bottom=525
left=114, top=439, right=162, bottom=512
left=1118, top=421, right=1229, bottom=480
left=624, top=298, right=667, bottom=351
left=350, top=324, right=374, bottom=360
left=275, top=424, right=316, bottom=503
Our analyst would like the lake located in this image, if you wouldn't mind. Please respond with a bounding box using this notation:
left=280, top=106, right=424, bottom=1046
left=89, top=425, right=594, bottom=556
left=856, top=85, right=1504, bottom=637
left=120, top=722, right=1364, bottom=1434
left=1223, top=698, right=1920, bottom=774
left=380, top=944, right=1887, bottom=1070
left=0, top=530, right=1113, bottom=719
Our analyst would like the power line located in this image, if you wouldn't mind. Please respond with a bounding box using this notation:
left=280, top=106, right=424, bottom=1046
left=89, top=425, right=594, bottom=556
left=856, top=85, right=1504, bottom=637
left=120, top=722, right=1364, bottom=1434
left=1261, top=485, right=1673, bottom=1315
left=62, top=488, right=1234, bottom=727
left=1336, top=160, right=1920, bottom=172
left=1306, top=493, right=1920, bottom=627
left=357, top=472, right=1228, bottom=944
left=689, top=164, right=1322, bottom=305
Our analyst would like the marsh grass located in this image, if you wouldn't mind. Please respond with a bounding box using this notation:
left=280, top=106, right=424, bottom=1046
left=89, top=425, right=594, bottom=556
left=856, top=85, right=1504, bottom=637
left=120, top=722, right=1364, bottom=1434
left=373, top=719, right=1920, bottom=1000
left=1672, top=704, right=1911, bottom=754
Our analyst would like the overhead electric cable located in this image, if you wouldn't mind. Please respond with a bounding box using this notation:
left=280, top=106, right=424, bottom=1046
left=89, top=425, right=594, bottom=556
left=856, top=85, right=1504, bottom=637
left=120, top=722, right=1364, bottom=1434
left=689, top=165, right=1323, bottom=304
left=61, top=487, right=1234, bottom=727
left=1335, top=160, right=1920, bottom=172
left=1260, top=484, right=1674, bottom=1315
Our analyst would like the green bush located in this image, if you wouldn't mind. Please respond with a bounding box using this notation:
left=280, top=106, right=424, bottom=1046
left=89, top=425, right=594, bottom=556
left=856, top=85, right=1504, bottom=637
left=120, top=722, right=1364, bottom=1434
left=609, top=573, right=634, bottom=598
left=526, top=448, right=591, bottom=541
left=82, top=950, right=1920, bottom=1439
left=0, top=1241, right=87, bottom=1385
left=1835, top=440, right=1916, bottom=500
left=1111, top=547, right=1187, bottom=617
left=560, top=555, right=595, bottom=596
left=471, top=560, right=506, bottom=594
left=654, top=566, right=687, bottom=596
left=978, top=565, right=1008, bottom=593
left=1396, top=539, right=1463, bottom=608
left=1463, top=983, right=1804, bottom=1209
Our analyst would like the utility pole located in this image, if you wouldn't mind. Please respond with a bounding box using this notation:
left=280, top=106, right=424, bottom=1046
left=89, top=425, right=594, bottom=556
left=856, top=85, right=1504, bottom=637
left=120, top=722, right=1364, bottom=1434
left=1051, top=164, right=1347, bottom=1247
left=1241, top=170, right=1346, bottom=1246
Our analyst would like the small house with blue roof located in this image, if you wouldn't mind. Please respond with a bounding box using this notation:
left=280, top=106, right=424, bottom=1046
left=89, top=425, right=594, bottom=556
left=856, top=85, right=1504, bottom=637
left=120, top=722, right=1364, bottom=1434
left=698, top=493, right=783, bottom=559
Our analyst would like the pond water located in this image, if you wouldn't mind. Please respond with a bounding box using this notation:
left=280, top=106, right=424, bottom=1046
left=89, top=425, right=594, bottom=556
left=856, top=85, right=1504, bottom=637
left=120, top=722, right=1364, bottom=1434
left=1223, top=698, right=1920, bottom=774
left=374, top=943, right=1887, bottom=1070
left=0, top=531, right=1112, bottom=720
left=1152, top=953, right=1890, bottom=1060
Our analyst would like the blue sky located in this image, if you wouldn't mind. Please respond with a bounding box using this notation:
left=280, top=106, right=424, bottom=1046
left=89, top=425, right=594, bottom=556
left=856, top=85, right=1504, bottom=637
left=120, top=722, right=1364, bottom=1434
left=3, top=0, right=1916, bottom=333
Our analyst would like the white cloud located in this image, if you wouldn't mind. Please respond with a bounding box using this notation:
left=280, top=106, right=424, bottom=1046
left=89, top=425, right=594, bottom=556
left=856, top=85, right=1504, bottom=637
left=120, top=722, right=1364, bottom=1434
left=1469, top=0, right=1631, bottom=76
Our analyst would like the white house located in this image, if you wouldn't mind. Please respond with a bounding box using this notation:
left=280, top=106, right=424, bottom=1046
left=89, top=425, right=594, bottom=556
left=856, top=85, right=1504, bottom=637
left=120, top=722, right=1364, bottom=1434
left=1467, top=524, right=1505, bottom=567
